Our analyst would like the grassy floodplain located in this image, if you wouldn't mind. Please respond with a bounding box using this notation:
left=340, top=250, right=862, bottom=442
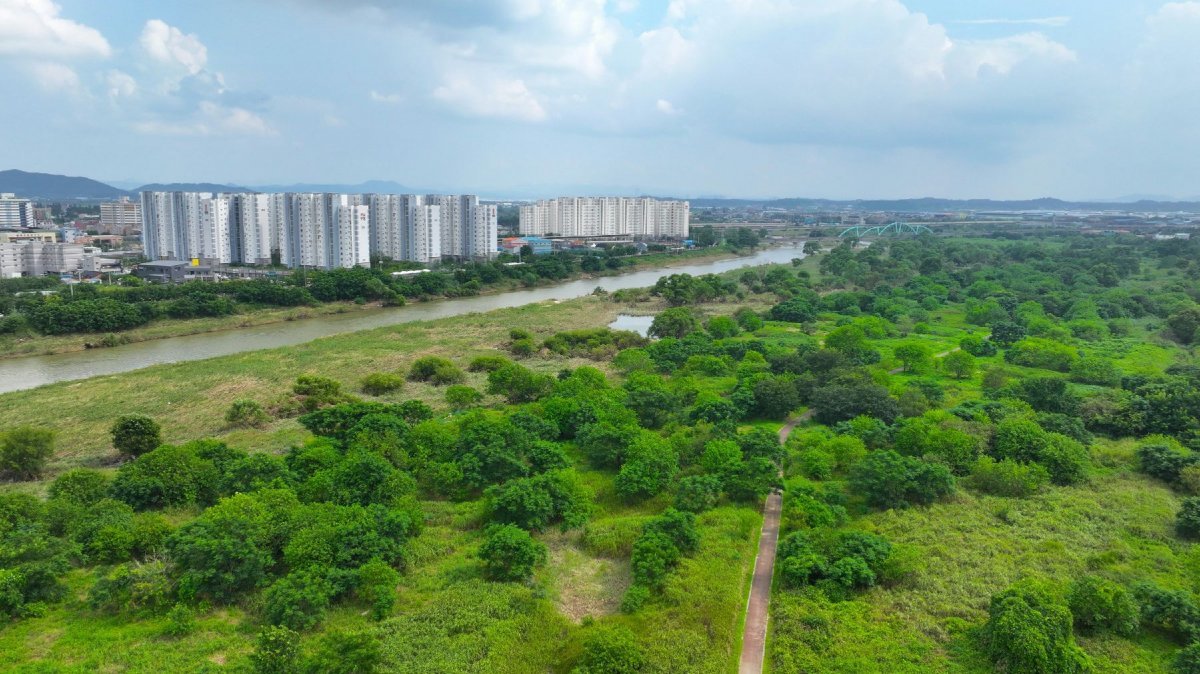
left=1, top=233, right=1199, bottom=673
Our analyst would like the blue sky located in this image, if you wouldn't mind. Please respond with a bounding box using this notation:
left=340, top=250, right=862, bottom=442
left=1, top=0, right=1197, bottom=199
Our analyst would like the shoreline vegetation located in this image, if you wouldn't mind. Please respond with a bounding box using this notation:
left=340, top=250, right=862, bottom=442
left=0, top=245, right=740, bottom=360
left=1, top=232, right=1198, bottom=673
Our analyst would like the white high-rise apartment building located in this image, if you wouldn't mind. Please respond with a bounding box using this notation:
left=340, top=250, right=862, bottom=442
left=0, top=193, right=34, bottom=228
left=520, top=197, right=689, bottom=239
left=238, top=193, right=273, bottom=265
left=467, top=203, right=498, bottom=259
left=401, top=195, right=441, bottom=264
left=336, top=195, right=370, bottom=269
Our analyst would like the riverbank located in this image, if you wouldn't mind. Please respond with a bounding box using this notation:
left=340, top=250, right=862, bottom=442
left=0, top=245, right=742, bottom=361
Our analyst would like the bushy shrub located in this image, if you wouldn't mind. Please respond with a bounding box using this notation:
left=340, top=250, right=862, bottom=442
left=1133, top=582, right=1200, bottom=643
left=969, top=457, right=1050, bottom=497
left=264, top=570, right=335, bottom=631
left=615, top=436, right=678, bottom=501
left=408, top=356, right=465, bottom=385
left=110, top=414, right=161, bottom=458
left=1177, top=498, right=1200, bottom=540
left=0, top=426, right=56, bottom=479
left=850, top=450, right=955, bottom=509
left=226, top=399, right=270, bottom=428
left=674, top=475, right=722, bottom=513
left=48, top=469, right=110, bottom=506
left=221, top=453, right=293, bottom=495
left=87, top=559, right=175, bottom=614
left=468, top=354, right=512, bottom=372
left=252, top=625, right=301, bottom=674
left=573, top=625, right=645, bottom=673
left=486, top=470, right=591, bottom=532
left=304, top=630, right=382, bottom=674
left=1041, top=434, right=1090, bottom=486
left=163, top=603, right=196, bottom=637
left=486, top=362, right=554, bottom=403
left=1067, top=576, right=1140, bottom=636
left=110, top=443, right=220, bottom=510
left=1176, top=644, right=1200, bottom=674
left=361, top=373, right=405, bottom=396
left=478, top=524, right=546, bottom=582
left=355, top=558, right=399, bottom=620
left=445, top=385, right=483, bottom=411
left=293, top=375, right=351, bottom=411
left=1138, top=443, right=1198, bottom=486
left=980, top=581, right=1092, bottom=674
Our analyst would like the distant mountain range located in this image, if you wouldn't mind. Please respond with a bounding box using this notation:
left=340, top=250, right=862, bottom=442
left=686, top=196, right=1200, bottom=212
left=2, top=169, right=1199, bottom=212
left=0, top=169, right=128, bottom=200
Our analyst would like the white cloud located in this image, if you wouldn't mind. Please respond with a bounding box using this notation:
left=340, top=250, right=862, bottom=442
left=433, top=74, right=547, bottom=122
left=28, top=61, right=79, bottom=91
left=0, top=0, right=110, bottom=59
left=140, top=19, right=208, bottom=75
left=369, top=90, right=403, bottom=104
left=134, top=102, right=274, bottom=136
left=656, top=98, right=679, bottom=115
left=105, top=70, right=137, bottom=99
left=955, top=17, right=1071, bottom=28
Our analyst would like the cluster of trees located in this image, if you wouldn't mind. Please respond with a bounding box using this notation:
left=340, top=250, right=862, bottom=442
left=0, top=245, right=667, bottom=338
left=981, top=576, right=1200, bottom=674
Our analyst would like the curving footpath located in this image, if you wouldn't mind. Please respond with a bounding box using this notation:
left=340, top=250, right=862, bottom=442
left=737, top=413, right=809, bottom=674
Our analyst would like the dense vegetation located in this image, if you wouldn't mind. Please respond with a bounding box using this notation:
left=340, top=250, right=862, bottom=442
left=0, top=242, right=748, bottom=341
left=1, top=231, right=1198, bottom=672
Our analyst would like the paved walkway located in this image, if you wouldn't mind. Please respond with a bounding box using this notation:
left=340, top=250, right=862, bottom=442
left=736, top=415, right=805, bottom=674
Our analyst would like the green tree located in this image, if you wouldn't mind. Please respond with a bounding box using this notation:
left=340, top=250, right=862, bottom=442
left=1068, top=576, right=1140, bottom=636
left=893, top=341, right=933, bottom=373
left=478, top=524, right=547, bottom=582
left=675, top=474, right=722, bottom=513
left=264, top=570, right=334, bottom=631
left=1177, top=498, right=1200, bottom=540
left=981, top=581, right=1092, bottom=674
left=0, top=426, right=56, bottom=479
left=850, top=450, right=954, bottom=510
left=615, top=435, right=678, bottom=501
left=705, top=315, right=739, bottom=339
left=110, top=414, right=162, bottom=458
left=942, top=350, right=977, bottom=379
left=649, top=307, right=698, bottom=339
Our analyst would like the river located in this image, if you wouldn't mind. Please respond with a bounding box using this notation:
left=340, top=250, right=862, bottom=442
left=0, top=245, right=805, bottom=394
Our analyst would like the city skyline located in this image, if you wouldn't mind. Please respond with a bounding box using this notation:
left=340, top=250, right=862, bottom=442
left=1, top=1, right=1198, bottom=200
left=140, top=191, right=506, bottom=269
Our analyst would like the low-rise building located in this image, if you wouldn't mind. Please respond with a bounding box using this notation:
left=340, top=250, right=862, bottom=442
left=134, top=260, right=215, bottom=284
left=500, top=236, right=552, bottom=255
left=0, top=242, right=102, bottom=278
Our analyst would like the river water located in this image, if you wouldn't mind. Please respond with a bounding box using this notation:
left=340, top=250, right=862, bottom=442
left=0, top=245, right=804, bottom=394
